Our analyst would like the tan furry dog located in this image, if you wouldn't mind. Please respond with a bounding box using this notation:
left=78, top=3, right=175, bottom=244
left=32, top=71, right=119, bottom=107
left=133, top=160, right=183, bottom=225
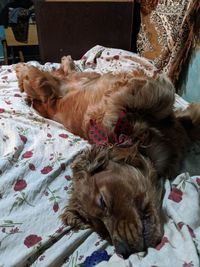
left=16, top=56, right=200, bottom=258
left=15, top=56, right=174, bottom=140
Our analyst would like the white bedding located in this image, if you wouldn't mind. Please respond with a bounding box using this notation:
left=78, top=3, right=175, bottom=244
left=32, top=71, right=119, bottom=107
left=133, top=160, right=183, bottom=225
left=0, top=46, right=199, bottom=267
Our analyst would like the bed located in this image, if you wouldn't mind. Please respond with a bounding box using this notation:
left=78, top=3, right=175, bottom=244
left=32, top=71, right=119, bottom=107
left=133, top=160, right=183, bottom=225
left=0, top=45, right=200, bottom=267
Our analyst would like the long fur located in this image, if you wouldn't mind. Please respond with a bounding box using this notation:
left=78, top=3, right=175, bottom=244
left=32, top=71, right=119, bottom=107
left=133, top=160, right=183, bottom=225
left=16, top=56, right=200, bottom=258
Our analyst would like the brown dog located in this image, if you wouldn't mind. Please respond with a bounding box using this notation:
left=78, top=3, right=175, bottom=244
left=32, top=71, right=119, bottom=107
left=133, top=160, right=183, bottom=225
left=16, top=56, right=200, bottom=258
left=15, top=56, right=175, bottom=140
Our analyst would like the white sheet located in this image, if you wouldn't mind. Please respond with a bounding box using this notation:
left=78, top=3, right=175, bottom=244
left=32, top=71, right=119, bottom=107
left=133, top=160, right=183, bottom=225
left=0, top=46, right=199, bottom=267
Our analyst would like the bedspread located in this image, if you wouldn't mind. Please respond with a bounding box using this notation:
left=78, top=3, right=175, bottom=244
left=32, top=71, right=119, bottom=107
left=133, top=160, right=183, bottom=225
left=0, top=46, right=200, bottom=267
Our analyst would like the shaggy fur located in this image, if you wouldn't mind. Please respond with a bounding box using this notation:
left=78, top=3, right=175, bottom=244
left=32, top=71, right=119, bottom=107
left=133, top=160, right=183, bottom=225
left=16, top=56, right=200, bottom=258
left=15, top=56, right=175, bottom=139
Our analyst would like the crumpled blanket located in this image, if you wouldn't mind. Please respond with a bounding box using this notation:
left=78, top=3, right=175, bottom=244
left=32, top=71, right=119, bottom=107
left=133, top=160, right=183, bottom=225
left=0, top=45, right=199, bottom=267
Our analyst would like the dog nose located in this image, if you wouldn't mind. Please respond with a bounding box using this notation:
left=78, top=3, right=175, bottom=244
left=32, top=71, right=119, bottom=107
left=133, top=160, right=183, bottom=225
left=142, top=218, right=164, bottom=249
left=115, top=241, right=134, bottom=259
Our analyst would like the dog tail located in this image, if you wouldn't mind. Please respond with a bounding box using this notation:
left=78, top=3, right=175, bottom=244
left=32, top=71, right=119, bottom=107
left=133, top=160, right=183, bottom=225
left=110, top=74, right=175, bottom=121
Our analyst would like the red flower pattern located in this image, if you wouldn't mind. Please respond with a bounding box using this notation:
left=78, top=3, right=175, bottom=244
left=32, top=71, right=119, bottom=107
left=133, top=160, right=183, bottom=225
left=78, top=255, right=84, bottom=261
left=19, top=135, right=27, bottom=144
left=177, top=222, right=195, bottom=238
left=156, top=236, right=169, bottom=250
left=113, top=55, right=119, bottom=60
left=29, top=163, right=36, bottom=171
left=168, top=188, right=183, bottom=203
left=53, top=202, right=59, bottom=213
left=65, top=175, right=71, bottom=181
left=60, top=163, right=66, bottom=170
left=39, top=255, right=45, bottom=261
left=196, top=178, right=200, bottom=186
left=59, top=133, right=68, bottom=139
left=14, top=179, right=27, bottom=191
left=14, top=93, right=22, bottom=97
left=24, top=234, right=42, bottom=248
left=41, top=166, right=53, bottom=174
left=10, top=227, right=19, bottom=234
left=183, top=261, right=194, bottom=267
left=22, top=151, right=33, bottom=159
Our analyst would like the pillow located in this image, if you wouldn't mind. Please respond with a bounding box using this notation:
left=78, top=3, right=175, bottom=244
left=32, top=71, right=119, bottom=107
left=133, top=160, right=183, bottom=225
left=137, top=0, right=200, bottom=84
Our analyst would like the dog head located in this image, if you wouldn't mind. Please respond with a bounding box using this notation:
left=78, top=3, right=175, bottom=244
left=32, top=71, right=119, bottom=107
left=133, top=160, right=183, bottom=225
left=62, top=145, right=165, bottom=258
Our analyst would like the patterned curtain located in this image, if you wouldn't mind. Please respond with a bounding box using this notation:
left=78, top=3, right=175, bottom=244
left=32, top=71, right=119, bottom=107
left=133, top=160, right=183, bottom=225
left=137, top=0, right=200, bottom=84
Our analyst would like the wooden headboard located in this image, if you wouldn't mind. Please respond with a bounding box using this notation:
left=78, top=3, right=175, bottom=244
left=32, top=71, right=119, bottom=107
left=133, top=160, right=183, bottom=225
left=33, top=0, right=136, bottom=63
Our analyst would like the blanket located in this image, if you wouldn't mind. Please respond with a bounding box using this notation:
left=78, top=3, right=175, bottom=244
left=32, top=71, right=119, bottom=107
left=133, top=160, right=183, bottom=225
left=0, top=45, right=199, bottom=267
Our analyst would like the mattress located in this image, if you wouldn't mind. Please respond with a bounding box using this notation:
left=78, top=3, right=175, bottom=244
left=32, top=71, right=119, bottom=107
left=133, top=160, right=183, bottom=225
left=0, top=46, right=200, bottom=267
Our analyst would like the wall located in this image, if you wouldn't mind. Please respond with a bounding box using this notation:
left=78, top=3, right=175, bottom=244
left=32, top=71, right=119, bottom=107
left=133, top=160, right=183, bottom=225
left=179, top=18, right=200, bottom=104
left=181, top=47, right=200, bottom=102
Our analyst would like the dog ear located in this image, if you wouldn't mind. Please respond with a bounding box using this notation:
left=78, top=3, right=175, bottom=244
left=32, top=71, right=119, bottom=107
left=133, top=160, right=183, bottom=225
left=109, top=145, right=158, bottom=179
left=110, top=145, right=164, bottom=210
left=109, top=145, right=144, bottom=168
left=71, top=145, right=110, bottom=180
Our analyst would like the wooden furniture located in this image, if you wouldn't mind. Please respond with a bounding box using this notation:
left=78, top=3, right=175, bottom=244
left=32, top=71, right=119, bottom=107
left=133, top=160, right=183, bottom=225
left=3, top=25, right=38, bottom=64
left=34, top=0, right=135, bottom=63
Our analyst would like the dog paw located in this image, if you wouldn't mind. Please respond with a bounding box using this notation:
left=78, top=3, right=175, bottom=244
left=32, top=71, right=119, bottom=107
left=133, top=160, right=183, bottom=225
left=15, top=63, right=29, bottom=92
left=61, top=55, right=72, bottom=62
left=24, top=96, right=33, bottom=106
left=61, top=55, right=75, bottom=74
left=61, top=210, right=90, bottom=230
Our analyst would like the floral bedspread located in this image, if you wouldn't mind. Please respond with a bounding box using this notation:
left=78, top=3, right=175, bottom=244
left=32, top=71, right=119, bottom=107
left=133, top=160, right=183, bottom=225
left=0, top=46, right=199, bottom=267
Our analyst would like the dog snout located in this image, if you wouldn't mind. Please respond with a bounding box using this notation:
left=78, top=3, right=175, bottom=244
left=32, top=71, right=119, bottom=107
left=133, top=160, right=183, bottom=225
left=113, top=233, right=145, bottom=259
left=142, top=218, right=164, bottom=249
left=112, top=219, right=164, bottom=259
left=115, top=240, right=136, bottom=259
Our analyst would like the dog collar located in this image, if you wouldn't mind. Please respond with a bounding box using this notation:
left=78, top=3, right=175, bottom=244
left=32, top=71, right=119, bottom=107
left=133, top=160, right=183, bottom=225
left=88, top=111, right=133, bottom=147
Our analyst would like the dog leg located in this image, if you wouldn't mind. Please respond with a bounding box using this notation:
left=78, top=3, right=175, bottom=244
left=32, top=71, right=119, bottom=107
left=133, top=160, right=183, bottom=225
left=61, top=207, right=90, bottom=230
left=15, top=63, right=61, bottom=102
left=15, top=63, right=64, bottom=119
left=15, top=63, right=27, bottom=92
left=61, top=55, right=76, bottom=75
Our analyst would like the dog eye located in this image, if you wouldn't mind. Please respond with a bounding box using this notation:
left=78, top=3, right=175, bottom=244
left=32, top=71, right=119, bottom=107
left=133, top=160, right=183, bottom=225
left=99, top=194, right=107, bottom=210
